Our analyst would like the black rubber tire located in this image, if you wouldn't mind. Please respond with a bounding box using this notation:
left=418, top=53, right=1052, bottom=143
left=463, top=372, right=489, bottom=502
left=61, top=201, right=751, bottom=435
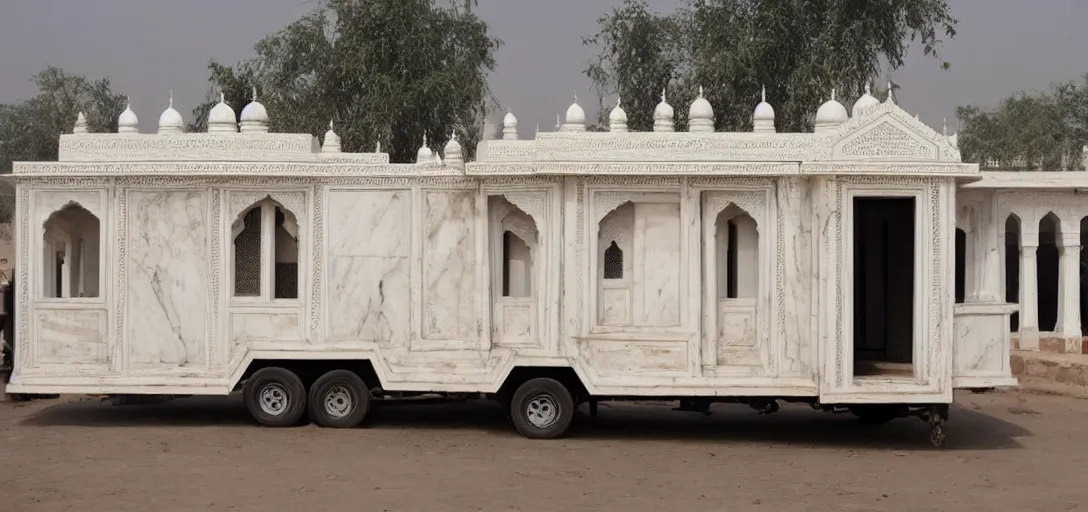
left=307, top=369, right=371, bottom=428
left=244, top=367, right=307, bottom=428
left=510, top=378, right=575, bottom=439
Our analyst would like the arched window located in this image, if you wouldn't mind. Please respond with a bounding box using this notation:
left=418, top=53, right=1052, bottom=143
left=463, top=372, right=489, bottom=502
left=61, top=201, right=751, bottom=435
left=502, top=230, right=532, bottom=297
left=715, top=206, right=758, bottom=300
left=42, top=203, right=100, bottom=299
left=603, top=241, right=623, bottom=279
left=232, top=198, right=299, bottom=300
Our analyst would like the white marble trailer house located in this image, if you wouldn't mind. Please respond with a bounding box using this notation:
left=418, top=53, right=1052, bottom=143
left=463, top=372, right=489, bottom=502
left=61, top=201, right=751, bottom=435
left=4, top=84, right=1024, bottom=444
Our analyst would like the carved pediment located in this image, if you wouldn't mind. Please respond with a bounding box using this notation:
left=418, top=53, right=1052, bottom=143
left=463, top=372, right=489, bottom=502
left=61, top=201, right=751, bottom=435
left=811, top=100, right=962, bottom=162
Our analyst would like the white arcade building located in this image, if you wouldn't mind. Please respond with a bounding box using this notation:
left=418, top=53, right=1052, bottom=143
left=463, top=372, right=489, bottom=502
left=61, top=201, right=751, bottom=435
left=3, top=82, right=1051, bottom=446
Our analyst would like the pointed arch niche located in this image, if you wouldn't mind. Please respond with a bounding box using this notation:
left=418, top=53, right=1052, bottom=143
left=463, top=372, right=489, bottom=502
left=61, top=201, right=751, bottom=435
left=488, top=195, right=541, bottom=347
left=701, top=189, right=769, bottom=370
left=591, top=191, right=683, bottom=330
left=41, top=202, right=101, bottom=299
left=230, top=196, right=301, bottom=301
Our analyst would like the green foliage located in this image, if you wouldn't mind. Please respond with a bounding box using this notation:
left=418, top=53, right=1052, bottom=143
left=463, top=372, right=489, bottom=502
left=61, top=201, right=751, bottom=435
left=583, top=0, right=956, bottom=133
left=958, top=76, right=1088, bottom=171
left=0, top=67, right=126, bottom=221
left=190, top=0, right=501, bottom=163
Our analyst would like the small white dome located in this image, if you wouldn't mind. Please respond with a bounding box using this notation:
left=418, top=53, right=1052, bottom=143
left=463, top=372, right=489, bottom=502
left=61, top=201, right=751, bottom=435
left=240, top=100, right=268, bottom=123
left=207, top=93, right=237, bottom=133
left=752, top=86, right=776, bottom=134
left=688, top=87, right=714, bottom=119
left=239, top=88, right=269, bottom=133
left=814, top=89, right=849, bottom=133
left=688, top=86, right=714, bottom=132
left=609, top=97, right=628, bottom=132
left=322, top=120, right=341, bottom=153
left=444, top=132, right=463, bottom=154
left=754, top=87, right=775, bottom=121
left=653, top=89, right=675, bottom=132
left=502, top=110, right=518, bottom=140
left=565, top=98, right=586, bottom=126
left=73, top=111, right=88, bottom=134
left=416, top=135, right=433, bottom=163
left=118, top=98, right=139, bottom=133
left=852, top=83, right=880, bottom=116
left=157, top=92, right=184, bottom=134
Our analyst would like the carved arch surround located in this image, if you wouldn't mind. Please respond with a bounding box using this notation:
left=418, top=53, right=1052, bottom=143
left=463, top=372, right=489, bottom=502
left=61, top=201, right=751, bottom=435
left=704, top=190, right=768, bottom=230
left=227, top=191, right=307, bottom=227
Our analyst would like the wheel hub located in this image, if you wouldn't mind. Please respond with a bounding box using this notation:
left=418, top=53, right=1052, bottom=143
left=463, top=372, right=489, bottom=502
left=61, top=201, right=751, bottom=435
left=526, top=395, right=559, bottom=428
left=259, top=383, right=289, bottom=416
left=323, top=385, right=353, bottom=418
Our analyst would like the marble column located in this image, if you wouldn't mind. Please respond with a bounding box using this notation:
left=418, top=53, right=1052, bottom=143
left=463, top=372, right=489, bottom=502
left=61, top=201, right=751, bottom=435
left=1057, top=231, right=1081, bottom=343
left=977, top=194, right=1004, bottom=303
left=1019, top=230, right=1040, bottom=351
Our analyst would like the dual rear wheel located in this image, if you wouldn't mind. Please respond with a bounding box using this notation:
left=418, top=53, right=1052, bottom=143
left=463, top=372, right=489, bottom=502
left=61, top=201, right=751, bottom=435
left=243, top=367, right=371, bottom=428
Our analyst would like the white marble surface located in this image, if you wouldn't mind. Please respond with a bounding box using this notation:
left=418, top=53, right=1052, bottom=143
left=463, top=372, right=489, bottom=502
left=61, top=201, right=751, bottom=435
left=36, top=309, right=108, bottom=365
left=125, top=190, right=208, bottom=367
left=422, top=190, right=478, bottom=340
left=637, top=203, right=681, bottom=326
left=326, top=190, right=411, bottom=346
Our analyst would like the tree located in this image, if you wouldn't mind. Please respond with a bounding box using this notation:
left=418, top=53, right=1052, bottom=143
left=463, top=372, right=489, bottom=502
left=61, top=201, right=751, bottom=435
left=190, top=0, right=501, bottom=163
left=957, top=76, right=1088, bottom=171
left=583, top=0, right=957, bottom=133
left=0, top=67, right=126, bottom=221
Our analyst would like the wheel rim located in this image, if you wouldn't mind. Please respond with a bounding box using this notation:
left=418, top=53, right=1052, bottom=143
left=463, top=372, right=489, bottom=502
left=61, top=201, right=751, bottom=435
left=323, top=385, right=354, bottom=418
left=258, top=383, right=289, bottom=416
left=526, top=395, right=559, bottom=429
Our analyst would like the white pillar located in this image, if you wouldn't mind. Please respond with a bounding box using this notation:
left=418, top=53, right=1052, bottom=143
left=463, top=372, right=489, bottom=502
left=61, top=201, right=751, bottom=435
left=1020, top=230, right=1040, bottom=351
left=978, top=194, right=1004, bottom=302
left=1058, top=231, right=1081, bottom=340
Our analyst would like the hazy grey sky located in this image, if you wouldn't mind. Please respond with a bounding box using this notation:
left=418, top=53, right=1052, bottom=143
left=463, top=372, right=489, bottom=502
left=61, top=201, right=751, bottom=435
left=2, top=0, right=1087, bottom=137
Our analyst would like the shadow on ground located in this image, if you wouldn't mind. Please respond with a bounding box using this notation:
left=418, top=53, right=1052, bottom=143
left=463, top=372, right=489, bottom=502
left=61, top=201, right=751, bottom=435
left=17, top=395, right=1030, bottom=450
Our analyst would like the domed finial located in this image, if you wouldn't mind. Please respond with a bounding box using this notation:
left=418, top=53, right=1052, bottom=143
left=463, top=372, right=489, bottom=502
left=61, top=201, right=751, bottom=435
left=687, top=86, right=714, bottom=132
left=208, top=90, right=239, bottom=133
left=654, top=88, right=675, bottom=132
left=753, top=86, right=776, bottom=134
left=609, top=95, right=629, bottom=133
left=73, top=111, right=88, bottom=134
left=416, top=134, right=433, bottom=164
left=158, top=91, right=184, bottom=134
left=322, top=119, right=341, bottom=153
left=118, top=95, right=139, bottom=133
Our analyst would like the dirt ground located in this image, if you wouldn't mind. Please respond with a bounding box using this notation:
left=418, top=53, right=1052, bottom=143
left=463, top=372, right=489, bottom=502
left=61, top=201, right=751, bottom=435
left=0, top=389, right=1086, bottom=512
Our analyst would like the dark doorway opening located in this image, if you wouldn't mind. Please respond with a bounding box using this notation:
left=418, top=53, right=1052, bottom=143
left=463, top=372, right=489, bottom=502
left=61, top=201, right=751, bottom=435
left=852, top=197, right=915, bottom=379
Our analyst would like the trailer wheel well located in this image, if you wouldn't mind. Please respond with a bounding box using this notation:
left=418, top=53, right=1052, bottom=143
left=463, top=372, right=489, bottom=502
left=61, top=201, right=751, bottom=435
left=496, top=367, right=588, bottom=405
left=234, top=359, right=380, bottom=392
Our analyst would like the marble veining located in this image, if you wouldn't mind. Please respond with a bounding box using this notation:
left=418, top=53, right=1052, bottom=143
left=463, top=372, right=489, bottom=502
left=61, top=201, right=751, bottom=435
left=326, top=190, right=411, bottom=345
left=421, top=190, right=478, bottom=340
left=125, top=190, right=208, bottom=367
